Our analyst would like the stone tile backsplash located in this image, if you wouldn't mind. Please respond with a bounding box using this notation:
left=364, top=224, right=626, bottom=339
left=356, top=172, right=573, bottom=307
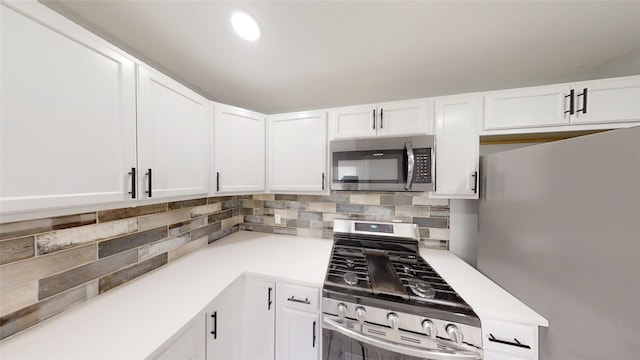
left=0, top=196, right=241, bottom=340
left=0, top=191, right=449, bottom=340
left=239, top=192, right=450, bottom=249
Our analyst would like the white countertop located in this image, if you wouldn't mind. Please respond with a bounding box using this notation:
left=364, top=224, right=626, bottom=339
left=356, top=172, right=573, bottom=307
left=0, top=231, right=547, bottom=359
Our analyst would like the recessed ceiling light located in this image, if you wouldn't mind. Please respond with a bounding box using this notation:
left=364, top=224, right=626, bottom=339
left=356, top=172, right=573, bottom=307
left=231, top=11, right=261, bottom=42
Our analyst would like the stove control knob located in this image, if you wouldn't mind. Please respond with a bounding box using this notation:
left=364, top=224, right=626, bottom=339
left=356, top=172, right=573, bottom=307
left=387, top=313, right=400, bottom=331
left=355, top=307, right=366, bottom=324
left=446, top=324, right=463, bottom=344
left=337, top=303, right=348, bottom=319
left=422, top=319, right=437, bottom=339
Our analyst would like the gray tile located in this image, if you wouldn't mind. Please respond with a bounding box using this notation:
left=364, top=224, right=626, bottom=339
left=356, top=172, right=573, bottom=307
left=298, top=211, right=323, bottom=221
left=98, top=227, right=168, bottom=258
left=191, top=222, right=222, bottom=240
left=286, top=201, right=309, bottom=210
left=0, top=213, right=96, bottom=240
left=208, top=209, right=234, bottom=223
left=36, top=218, right=137, bottom=255
left=39, top=249, right=137, bottom=300
left=244, top=215, right=264, bottom=224
left=429, top=207, right=450, bottom=218
left=296, top=195, right=325, bottom=202
left=413, top=217, right=448, bottom=228
left=221, top=216, right=243, bottom=229
left=252, top=194, right=275, bottom=201
left=336, top=204, right=365, bottom=213
left=207, top=196, right=234, bottom=204
left=323, top=194, right=350, bottom=203
left=264, top=201, right=286, bottom=209
left=98, top=203, right=167, bottom=223
left=99, top=253, right=167, bottom=294
left=242, top=199, right=264, bottom=208
left=0, top=244, right=97, bottom=291
left=275, top=194, right=297, bottom=201
left=380, top=195, right=413, bottom=205
left=362, top=206, right=394, bottom=215
left=307, top=202, right=337, bottom=213
left=419, top=228, right=430, bottom=238
left=395, top=205, right=430, bottom=217
left=242, top=208, right=255, bottom=216
left=168, top=198, right=207, bottom=210
left=1, top=281, right=96, bottom=340
left=168, top=236, right=208, bottom=262
left=286, top=219, right=310, bottom=228
left=249, top=225, right=274, bottom=234
left=190, top=203, right=223, bottom=217
left=208, top=228, right=233, bottom=244
left=0, top=281, right=37, bottom=317
left=232, top=208, right=240, bottom=216
left=0, top=236, right=34, bottom=265
left=139, top=233, right=190, bottom=260
left=168, top=220, right=191, bottom=237
left=274, top=227, right=297, bottom=236
left=350, top=194, right=381, bottom=205
left=222, top=199, right=241, bottom=210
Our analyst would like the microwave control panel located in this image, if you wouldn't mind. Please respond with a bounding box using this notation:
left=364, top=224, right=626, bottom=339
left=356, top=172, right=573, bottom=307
left=413, top=148, right=432, bottom=183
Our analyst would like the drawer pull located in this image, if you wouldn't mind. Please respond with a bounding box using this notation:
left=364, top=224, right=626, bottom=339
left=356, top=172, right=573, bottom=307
left=287, top=296, right=311, bottom=304
left=488, top=333, right=531, bottom=349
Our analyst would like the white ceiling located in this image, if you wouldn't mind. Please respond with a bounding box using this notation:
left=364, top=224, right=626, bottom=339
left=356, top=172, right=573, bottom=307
left=43, top=1, right=640, bottom=114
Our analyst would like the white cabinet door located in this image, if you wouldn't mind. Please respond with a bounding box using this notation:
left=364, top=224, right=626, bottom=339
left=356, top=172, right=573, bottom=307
left=267, top=111, right=327, bottom=193
left=151, top=312, right=206, bottom=360
left=137, top=66, right=209, bottom=200
left=331, top=104, right=377, bottom=139
left=207, top=278, right=244, bottom=360
left=376, top=99, right=432, bottom=137
left=213, top=104, right=265, bottom=194
left=483, top=84, right=571, bottom=131
left=570, top=76, right=640, bottom=125
left=275, top=308, right=319, bottom=360
left=0, top=1, right=137, bottom=213
left=241, top=277, right=276, bottom=360
left=331, top=100, right=431, bottom=140
left=432, top=95, right=480, bottom=199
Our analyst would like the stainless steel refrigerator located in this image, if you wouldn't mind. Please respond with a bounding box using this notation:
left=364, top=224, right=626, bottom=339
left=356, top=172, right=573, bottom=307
left=477, top=126, right=640, bottom=360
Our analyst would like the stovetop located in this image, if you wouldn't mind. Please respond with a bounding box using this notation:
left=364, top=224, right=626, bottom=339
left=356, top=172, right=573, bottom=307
left=323, top=224, right=479, bottom=324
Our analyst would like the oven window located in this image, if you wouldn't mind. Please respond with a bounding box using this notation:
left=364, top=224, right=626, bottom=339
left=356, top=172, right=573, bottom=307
left=333, top=149, right=405, bottom=183
left=323, top=329, right=427, bottom=360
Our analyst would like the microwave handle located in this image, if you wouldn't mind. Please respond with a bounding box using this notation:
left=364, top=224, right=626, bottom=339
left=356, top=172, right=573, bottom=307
left=405, top=142, right=415, bottom=190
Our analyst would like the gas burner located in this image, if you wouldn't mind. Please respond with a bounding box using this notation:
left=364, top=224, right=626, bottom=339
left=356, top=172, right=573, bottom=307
left=407, top=279, right=436, bottom=298
left=344, top=272, right=358, bottom=285
left=400, top=264, right=417, bottom=277
left=345, top=257, right=356, bottom=268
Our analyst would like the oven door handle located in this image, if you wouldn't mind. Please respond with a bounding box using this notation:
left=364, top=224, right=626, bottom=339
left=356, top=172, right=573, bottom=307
left=323, top=318, right=481, bottom=360
left=405, top=142, right=415, bottom=190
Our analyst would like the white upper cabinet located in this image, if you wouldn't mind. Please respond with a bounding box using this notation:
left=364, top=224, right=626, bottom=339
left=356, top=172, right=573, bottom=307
left=331, top=99, right=432, bottom=140
left=483, top=84, right=571, bottom=131
left=213, top=104, right=266, bottom=194
left=432, top=94, right=480, bottom=199
left=137, top=66, right=209, bottom=200
left=267, top=111, right=328, bottom=193
left=570, top=76, right=640, bottom=125
left=483, top=75, right=640, bottom=134
left=0, top=1, right=137, bottom=214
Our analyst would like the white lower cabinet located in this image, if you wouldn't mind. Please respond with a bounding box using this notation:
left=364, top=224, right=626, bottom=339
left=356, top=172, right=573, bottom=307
left=240, top=276, right=276, bottom=360
left=206, top=279, right=244, bottom=360
left=275, top=282, right=321, bottom=360
left=482, top=319, right=539, bottom=360
left=150, top=311, right=206, bottom=360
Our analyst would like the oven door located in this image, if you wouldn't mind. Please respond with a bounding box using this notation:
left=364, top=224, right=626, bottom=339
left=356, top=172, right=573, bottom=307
left=323, top=316, right=482, bottom=360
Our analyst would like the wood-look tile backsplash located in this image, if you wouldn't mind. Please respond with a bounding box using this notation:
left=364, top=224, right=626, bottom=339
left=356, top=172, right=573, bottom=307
left=239, top=192, right=450, bottom=249
left=0, top=191, right=449, bottom=340
left=0, top=196, right=242, bottom=340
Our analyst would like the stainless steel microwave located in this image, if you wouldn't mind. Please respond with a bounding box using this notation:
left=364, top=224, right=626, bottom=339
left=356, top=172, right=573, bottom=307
left=330, top=135, right=435, bottom=192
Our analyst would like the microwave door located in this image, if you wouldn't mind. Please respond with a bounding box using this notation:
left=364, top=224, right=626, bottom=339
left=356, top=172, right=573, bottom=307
left=332, top=149, right=404, bottom=190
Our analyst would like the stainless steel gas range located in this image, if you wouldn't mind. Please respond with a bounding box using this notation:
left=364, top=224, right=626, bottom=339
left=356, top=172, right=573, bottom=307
left=322, top=220, right=483, bottom=360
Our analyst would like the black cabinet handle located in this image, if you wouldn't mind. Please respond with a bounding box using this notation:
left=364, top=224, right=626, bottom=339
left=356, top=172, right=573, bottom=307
left=216, top=172, right=220, bottom=192
left=210, top=311, right=217, bottom=339
left=380, top=108, right=384, bottom=128
left=322, top=172, right=325, bottom=191
left=564, top=89, right=575, bottom=115
left=128, top=167, right=136, bottom=199
left=471, top=171, right=478, bottom=194
left=145, top=169, right=152, bottom=197
left=312, top=321, right=316, bottom=348
left=488, top=333, right=531, bottom=349
left=577, top=88, right=588, bottom=114
left=268, top=287, right=273, bottom=310
left=287, top=296, right=310, bottom=304
left=372, top=109, right=376, bottom=129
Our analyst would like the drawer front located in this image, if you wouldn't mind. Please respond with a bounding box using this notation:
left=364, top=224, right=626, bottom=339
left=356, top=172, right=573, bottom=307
left=482, top=319, right=537, bottom=358
left=277, top=282, right=319, bottom=312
